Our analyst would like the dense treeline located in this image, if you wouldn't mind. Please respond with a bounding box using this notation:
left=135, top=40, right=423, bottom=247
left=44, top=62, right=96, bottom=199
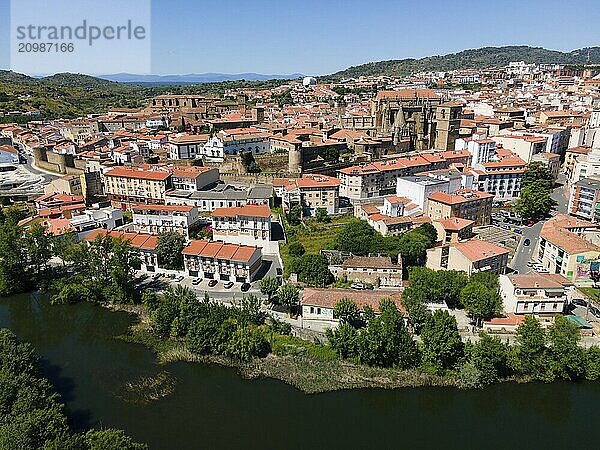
left=0, top=208, right=141, bottom=305
left=0, top=328, right=146, bottom=449
left=143, top=287, right=271, bottom=362
left=324, top=45, right=600, bottom=80
left=326, top=298, right=600, bottom=387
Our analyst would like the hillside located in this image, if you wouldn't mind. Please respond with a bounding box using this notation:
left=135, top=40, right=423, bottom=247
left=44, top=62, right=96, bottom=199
left=325, top=46, right=600, bottom=80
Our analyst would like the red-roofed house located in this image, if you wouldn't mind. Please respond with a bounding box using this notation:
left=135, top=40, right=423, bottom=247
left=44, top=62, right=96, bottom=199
left=426, top=238, right=509, bottom=275
left=211, top=204, right=272, bottom=248
left=182, top=239, right=262, bottom=282
left=427, top=189, right=493, bottom=225
left=84, top=229, right=160, bottom=272
left=273, top=174, right=340, bottom=215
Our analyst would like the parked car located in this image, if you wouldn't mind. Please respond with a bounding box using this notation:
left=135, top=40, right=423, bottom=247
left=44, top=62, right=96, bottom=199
left=152, top=273, right=162, bottom=281
left=191, top=278, right=202, bottom=285
left=351, top=283, right=366, bottom=290
left=208, top=279, right=218, bottom=287
left=240, top=282, right=251, bottom=292
left=514, top=228, right=522, bottom=234
left=175, top=275, right=184, bottom=282
left=224, top=281, right=234, bottom=289
left=527, top=219, right=537, bottom=227
left=590, top=306, right=600, bottom=318
left=572, top=298, right=588, bottom=307
left=523, top=238, right=531, bottom=246
left=527, top=261, right=534, bottom=267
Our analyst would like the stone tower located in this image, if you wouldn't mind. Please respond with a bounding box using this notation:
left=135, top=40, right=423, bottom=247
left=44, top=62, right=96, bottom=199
left=434, top=102, right=462, bottom=150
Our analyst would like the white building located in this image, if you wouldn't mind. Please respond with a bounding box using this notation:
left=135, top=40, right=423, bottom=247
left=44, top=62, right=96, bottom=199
left=211, top=204, right=272, bottom=247
left=499, top=273, right=573, bottom=316
left=455, top=135, right=496, bottom=165
left=132, top=204, right=199, bottom=239
left=396, top=175, right=457, bottom=211
left=202, top=128, right=270, bottom=161
left=69, top=206, right=124, bottom=232
left=168, top=134, right=210, bottom=160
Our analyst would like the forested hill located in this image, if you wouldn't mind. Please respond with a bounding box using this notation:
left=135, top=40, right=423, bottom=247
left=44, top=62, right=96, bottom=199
left=325, top=46, right=600, bottom=80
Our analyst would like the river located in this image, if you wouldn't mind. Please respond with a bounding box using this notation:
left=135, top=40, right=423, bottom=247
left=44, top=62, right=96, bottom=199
left=0, top=293, right=598, bottom=450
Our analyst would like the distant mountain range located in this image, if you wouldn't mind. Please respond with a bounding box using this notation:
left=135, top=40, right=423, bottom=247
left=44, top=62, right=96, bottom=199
left=99, top=72, right=304, bottom=85
left=324, top=45, right=600, bottom=80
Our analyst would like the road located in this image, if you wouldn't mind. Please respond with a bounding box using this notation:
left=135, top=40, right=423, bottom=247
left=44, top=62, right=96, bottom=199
left=509, top=175, right=568, bottom=274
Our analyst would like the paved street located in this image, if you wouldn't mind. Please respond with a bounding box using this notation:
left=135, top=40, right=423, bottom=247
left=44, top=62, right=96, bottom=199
left=509, top=176, right=569, bottom=274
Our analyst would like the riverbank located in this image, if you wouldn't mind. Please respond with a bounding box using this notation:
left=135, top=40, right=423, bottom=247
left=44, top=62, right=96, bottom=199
left=113, top=304, right=460, bottom=394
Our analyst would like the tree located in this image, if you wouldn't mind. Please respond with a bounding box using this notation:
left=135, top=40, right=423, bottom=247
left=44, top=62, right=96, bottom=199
left=333, top=298, right=362, bottom=327
left=177, top=116, right=186, bottom=132
left=420, top=310, right=463, bottom=374
left=326, top=322, right=359, bottom=358
left=259, top=276, right=279, bottom=303
left=584, top=346, right=600, bottom=381
left=315, top=208, right=330, bottom=222
left=287, top=205, right=302, bottom=226
left=358, top=299, right=419, bottom=368
left=403, top=267, right=467, bottom=309
left=84, top=429, right=147, bottom=450
left=460, top=282, right=502, bottom=325
left=297, top=253, right=333, bottom=286
left=223, top=325, right=270, bottom=361
left=287, top=240, right=305, bottom=257
left=156, top=232, right=186, bottom=270
left=511, top=315, right=552, bottom=381
left=24, top=222, right=53, bottom=276
left=397, top=231, right=431, bottom=267
left=0, top=221, right=30, bottom=296
left=515, top=180, right=557, bottom=220
left=547, top=315, right=585, bottom=380
left=333, top=219, right=381, bottom=256
left=278, top=284, right=300, bottom=313
left=522, top=161, right=554, bottom=189
left=467, top=332, right=510, bottom=385
left=413, top=222, right=437, bottom=243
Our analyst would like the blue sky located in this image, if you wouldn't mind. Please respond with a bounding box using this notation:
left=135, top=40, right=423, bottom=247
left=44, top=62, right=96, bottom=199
left=1, top=0, right=599, bottom=76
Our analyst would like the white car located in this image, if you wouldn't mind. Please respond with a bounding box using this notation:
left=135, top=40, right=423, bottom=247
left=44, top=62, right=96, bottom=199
left=351, top=283, right=366, bottom=290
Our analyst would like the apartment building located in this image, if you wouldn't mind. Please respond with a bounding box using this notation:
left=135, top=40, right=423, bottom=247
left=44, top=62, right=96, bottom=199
left=170, top=165, right=220, bottom=191
left=168, top=134, right=210, bottom=160
left=210, top=204, right=272, bottom=247
left=499, top=273, right=574, bottom=317
left=337, top=150, right=471, bottom=201
left=166, top=183, right=272, bottom=212
left=571, top=146, right=600, bottom=185
left=273, top=174, right=340, bottom=215
left=568, top=177, right=600, bottom=222
left=329, top=256, right=403, bottom=288
left=426, top=238, right=509, bottom=275
left=132, top=204, right=199, bottom=238
left=470, top=154, right=526, bottom=200
left=454, top=136, right=496, bottom=165
left=427, top=189, right=493, bottom=226
left=182, top=239, right=263, bottom=283
left=85, top=229, right=160, bottom=272
left=103, top=165, right=172, bottom=208
left=432, top=218, right=475, bottom=244
left=538, top=215, right=600, bottom=280
left=396, top=175, right=456, bottom=212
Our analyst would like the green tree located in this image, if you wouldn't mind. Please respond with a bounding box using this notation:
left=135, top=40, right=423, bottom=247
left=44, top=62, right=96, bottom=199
left=511, top=315, right=552, bottom=381
left=24, top=222, right=53, bottom=277
left=287, top=205, right=303, bottom=226
left=420, top=310, right=463, bottom=374
left=287, top=240, right=305, bottom=257
left=515, top=180, right=557, bottom=220
left=297, top=253, right=333, bottom=286
left=397, top=231, right=431, bottom=267
left=177, top=116, right=186, bottom=132
left=460, top=282, right=502, bottom=325
left=259, top=276, right=279, bottom=303
left=358, top=299, right=419, bottom=368
left=224, top=325, right=270, bottom=361
left=333, top=298, right=362, bottom=327
left=278, top=284, right=300, bottom=313
left=326, top=322, right=359, bottom=358
left=84, top=429, right=148, bottom=450
left=522, top=161, right=554, bottom=189
left=467, top=332, right=511, bottom=384
left=0, top=221, right=30, bottom=296
left=315, top=208, right=330, bottom=222
left=547, top=315, right=585, bottom=380
left=584, top=346, right=600, bottom=381
left=156, top=232, right=186, bottom=270
left=413, top=222, right=438, bottom=243
left=333, top=219, right=381, bottom=256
